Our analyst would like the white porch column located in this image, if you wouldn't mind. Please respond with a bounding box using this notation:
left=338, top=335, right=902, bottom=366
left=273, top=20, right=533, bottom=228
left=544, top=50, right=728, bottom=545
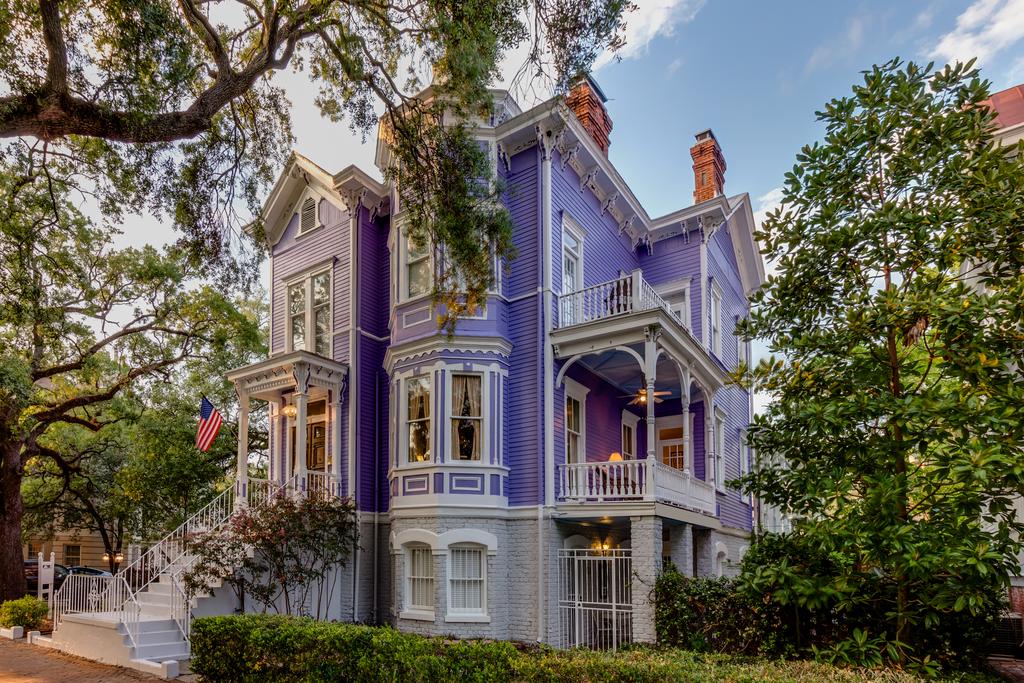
left=704, top=387, right=715, bottom=487
left=268, top=398, right=281, bottom=484
left=295, top=390, right=308, bottom=493
left=682, top=367, right=692, bottom=474
left=643, top=328, right=659, bottom=500
left=332, top=381, right=344, bottom=498
left=235, top=387, right=250, bottom=510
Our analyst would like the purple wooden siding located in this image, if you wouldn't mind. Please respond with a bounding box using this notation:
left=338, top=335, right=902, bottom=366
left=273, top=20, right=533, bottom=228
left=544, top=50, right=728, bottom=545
left=505, top=149, right=542, bottom=506
left=639, top=232, right=702, bottom=340
left=550, top=149, right=640, bottom=299
left=707, top=219, right=753, bottom=531
left=358, top=337, right=389, bottom=512
left=269, top=197, right=351, bottom=363
left=691, top=401, right=706, bottom=481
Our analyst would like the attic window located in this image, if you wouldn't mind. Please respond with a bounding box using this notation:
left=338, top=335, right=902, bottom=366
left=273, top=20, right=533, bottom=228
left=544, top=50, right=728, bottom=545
left=300, top=197, right=317, bottom=234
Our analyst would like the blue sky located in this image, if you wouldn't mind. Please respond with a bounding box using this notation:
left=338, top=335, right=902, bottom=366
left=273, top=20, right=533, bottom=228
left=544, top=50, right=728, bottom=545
left=125, top=0, right=1024, bottom=247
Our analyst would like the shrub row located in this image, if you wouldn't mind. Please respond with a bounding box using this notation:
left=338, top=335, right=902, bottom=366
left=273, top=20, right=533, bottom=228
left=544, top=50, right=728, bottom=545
left=0, top=596, right=48, bottom=630
left=190, top=614, right=931, bottom=683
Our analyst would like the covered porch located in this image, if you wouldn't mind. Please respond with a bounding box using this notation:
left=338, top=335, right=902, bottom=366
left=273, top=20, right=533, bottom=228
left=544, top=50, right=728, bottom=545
left=552, top=316, right=725, bottom=517
left=227, top=350, right=349, bottom=504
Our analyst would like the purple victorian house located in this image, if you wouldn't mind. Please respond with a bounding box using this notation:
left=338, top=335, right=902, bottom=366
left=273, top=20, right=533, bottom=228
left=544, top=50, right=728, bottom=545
left=228, top=77, right=765, bottom=649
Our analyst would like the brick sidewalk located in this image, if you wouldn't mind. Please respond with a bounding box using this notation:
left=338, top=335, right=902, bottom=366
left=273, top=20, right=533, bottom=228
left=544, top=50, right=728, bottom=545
left=0, top=639, right=158, bottom=683
left=990, top=657, right=1024, bottom=682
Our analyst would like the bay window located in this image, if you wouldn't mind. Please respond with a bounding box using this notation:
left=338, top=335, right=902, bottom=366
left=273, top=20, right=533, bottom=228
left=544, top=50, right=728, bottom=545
left=451, top=374, right=482, bottom=461
left=406, top=376, right=431, bottom=463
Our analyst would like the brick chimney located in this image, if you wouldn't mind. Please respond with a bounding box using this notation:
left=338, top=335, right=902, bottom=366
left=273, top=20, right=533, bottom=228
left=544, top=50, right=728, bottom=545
left=690, top=129, right=726, bottom=203
left=566, top=76, right=613, bottom=156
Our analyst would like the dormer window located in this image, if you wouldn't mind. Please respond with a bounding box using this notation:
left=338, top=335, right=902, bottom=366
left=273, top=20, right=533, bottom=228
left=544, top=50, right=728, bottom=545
left=300, top=197, right=318, bottom=234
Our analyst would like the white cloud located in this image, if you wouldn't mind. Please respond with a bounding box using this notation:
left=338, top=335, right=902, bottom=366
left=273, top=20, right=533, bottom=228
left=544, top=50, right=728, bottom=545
left=666, top=57, right=684, bottom=77
left=594, top=0, right=706, bottom=69
left=753, top=186, right=784, bottom=228
left=804, top=14, right=866, bottom=74
left=932, top=0, right=1024, bottom=67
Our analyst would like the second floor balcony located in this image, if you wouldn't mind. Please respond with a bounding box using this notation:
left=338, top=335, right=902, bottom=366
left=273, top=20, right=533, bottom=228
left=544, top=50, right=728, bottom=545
left=557, top=458, right=717, bottom=516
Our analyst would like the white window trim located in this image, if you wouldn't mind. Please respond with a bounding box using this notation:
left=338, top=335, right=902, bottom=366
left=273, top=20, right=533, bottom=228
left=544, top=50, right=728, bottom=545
left=445, top=543, right=489, bottom=622
left=444, top=370, right=491, bottom=464
left=621, top=410, right=640, bottom=460
left=398, top=223, right=434, bottom=303
left=714, top=408, right=726, bottom=493
left=710, top=282, right=723, bottom=358
left=560, top=216, right=585, bottom=295
left=655, top=413, right=689, bottom=472
left=657, top=278, right=692, bottom=331
left=284, top=264, right=333, bottom=357
left=296, top=190, right=326, bottom=237
left=401, top=543, right=435, bottom=620
left=401, top=374, right=433, bottom=465
left=562, top=377, right=589, bottom=465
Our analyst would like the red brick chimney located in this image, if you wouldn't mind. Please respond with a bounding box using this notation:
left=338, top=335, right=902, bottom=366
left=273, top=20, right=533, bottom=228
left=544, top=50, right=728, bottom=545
left=690, top=129, right=726, bottom=203
left=566, top=76, right=613, bottom=156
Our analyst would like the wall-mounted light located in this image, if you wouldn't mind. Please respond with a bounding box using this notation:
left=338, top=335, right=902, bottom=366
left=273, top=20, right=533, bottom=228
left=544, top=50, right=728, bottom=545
left=281, top=405, right=298, bottom=418
left=609, top=452, right=622, bottom=462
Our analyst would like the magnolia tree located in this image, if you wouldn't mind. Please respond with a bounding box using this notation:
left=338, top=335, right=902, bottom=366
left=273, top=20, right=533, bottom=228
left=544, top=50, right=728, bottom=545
left=738, top=59, right=1024, bottom=667
left=183, top=493, right=358, bottom=618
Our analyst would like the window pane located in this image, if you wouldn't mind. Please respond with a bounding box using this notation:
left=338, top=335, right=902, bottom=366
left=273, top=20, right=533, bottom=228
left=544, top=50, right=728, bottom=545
left=567, top=432, right=578, bottom=464
left=408, top=259, right=431, bottom=297
left=407, top=377, right=430, bottom=419
left=289, top=283, right=305, bottom=315
left=565, top=397, right=579, bottom=433
left=409, top=422, right=430, bottom=462
left=407, top=235, right=428, bottom=260
left=452, top=376, right=481, bottom=418
left=452, top=419, right=480, bottom=460
left=563, top=230, right=579, bottom=253
left=291, top=315, right=305, bottom=350
left=659, top=427, right=683, bottom=440
left=315, top=306, right=330, bottom=356
left=313, top=273, right=330, bottom=306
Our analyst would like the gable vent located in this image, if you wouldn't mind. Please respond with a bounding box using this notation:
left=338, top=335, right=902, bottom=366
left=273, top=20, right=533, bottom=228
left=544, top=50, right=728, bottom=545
left=301, top=197, right=317, bottom=233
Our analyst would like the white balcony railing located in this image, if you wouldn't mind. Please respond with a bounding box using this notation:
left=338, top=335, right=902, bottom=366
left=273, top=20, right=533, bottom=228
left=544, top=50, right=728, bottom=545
left=305, top=470, right=342, bottom=501
left=558, top=459, right=717, bottom=515
left=557, top=270, right=687, bottom=330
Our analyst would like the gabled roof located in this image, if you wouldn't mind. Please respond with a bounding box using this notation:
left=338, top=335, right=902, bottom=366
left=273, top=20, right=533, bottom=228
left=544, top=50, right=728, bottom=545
left=258, top=152, right=387, bottom=246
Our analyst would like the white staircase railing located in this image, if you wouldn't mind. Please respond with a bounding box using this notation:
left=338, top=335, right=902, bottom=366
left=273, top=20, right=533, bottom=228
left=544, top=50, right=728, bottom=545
left=55, top=575, right=142, bottom=649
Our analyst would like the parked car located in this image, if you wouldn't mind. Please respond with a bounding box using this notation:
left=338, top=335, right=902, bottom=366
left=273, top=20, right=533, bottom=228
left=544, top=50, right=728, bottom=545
left=24, top=560, right=69, bottom=595
left=68, top=566, right=112, bottom=577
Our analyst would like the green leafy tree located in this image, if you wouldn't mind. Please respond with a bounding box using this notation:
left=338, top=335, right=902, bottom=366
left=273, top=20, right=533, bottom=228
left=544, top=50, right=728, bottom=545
left=0, top=0, right=634, bottom=309
left=21, top=303, right=267, bottom=573
left=0, top=145, right=259, bottom=599
left=739, top=59, right=1024, bottom=666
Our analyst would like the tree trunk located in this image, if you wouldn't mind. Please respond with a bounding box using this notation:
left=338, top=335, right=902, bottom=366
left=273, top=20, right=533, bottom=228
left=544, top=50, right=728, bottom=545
left=0, top=439, right=27, bottom=601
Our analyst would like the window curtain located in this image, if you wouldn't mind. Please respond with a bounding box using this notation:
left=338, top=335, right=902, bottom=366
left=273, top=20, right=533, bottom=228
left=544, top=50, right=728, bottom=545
left=452, top=375, right=482, bottom=460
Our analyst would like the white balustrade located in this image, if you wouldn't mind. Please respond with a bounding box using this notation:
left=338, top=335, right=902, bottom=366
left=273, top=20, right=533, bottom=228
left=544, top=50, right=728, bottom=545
left=557, top=458, right=717, bottom=514
left=556, top=270, right=695, bottom=335
left=305, top=471, right=340, bottom=501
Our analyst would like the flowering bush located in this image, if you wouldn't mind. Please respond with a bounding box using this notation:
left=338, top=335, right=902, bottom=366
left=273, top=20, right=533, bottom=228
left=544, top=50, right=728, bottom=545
left=184, top=493, right=358, bottom=618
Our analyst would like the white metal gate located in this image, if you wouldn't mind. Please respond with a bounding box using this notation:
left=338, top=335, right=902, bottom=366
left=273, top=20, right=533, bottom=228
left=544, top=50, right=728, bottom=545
left=557, top=548, right=632, bottom=650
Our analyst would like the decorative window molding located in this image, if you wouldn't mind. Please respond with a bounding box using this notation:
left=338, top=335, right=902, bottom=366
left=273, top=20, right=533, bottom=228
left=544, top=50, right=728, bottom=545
left=446, top=544, right=487, bottom=621
left=563, top=377, right=589, bottom=465
left=621, top=410, right=640, bottom=460
left=402, top=543, right=435, bottom=619
left=710, top=281, right=723, bottom=358
left=561, top=216, right=585, bottom=295
left=658, top=278, right=692, bottom=330
left=284, top=265, right=333, bottom=357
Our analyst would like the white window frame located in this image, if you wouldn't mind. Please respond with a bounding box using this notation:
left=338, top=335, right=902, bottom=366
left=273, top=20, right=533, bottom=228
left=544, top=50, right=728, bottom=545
left=563, top=377, right=590, bottom=465
left=446, top=371, right=488, bottom=462
left=655, top=413, right=688, bottom=471
left=446, top=544, right=487, bottom=619
left=403, top=374, right=433, bottom=464
left=400, top=226, right=433, bottom=302
left=561, top=217, right=585, bottom=295
left=710, top=282, right=723, bottom=357
left=714, top=408, right=726, bottom=493
left=621, top=410, right=640, bottom=460
left=402, top=543, right=435, bottom=619
left=284, top=265, right=333, bottom=357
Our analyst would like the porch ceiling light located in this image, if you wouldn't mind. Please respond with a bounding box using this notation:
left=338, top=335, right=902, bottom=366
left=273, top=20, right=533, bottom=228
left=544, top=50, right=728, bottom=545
left=281, top=404, right=298, bottom=418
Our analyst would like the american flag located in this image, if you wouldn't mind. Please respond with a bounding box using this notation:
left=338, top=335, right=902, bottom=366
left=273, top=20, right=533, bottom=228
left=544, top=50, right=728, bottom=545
left=196, top=397, right=223, bottom=452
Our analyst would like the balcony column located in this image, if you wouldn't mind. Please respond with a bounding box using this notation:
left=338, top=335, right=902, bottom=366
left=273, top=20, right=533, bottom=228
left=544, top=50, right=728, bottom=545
left=643, top=327, right=659, bottom=500
left=704, top=387, right=715, bottom=488
left=294, top=362, right=310, bottom=493
left=682, top=367, right=692, bottom=474
left=235, top=385, right=250, bottom=510
left=331, top=380, right=345, bottom=498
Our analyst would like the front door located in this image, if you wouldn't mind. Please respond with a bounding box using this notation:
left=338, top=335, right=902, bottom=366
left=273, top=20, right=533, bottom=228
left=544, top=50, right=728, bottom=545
left=290, top=423, right=327, bottom=472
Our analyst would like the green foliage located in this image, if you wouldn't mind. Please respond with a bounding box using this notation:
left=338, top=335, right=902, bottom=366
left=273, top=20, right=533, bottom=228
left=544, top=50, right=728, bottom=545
left=737, top=58, right=1024, bottom=666
left=184, top=493, right=358, bottom=618
left=190, top=614, right=943, bottom=683
left=0, top=596, right=48, bottom=629
left=654, top=566, right=791, bottom=657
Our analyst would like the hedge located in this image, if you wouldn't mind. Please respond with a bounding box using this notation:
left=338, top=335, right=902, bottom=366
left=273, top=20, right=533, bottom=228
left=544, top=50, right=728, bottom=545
left=0, top=596, right=49, bottom=630
left=190, top=615, right=949, bottom=683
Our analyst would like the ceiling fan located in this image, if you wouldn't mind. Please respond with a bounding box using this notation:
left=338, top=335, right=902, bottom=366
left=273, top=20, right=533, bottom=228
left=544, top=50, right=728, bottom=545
left=621, top=388, right=671, bottom=405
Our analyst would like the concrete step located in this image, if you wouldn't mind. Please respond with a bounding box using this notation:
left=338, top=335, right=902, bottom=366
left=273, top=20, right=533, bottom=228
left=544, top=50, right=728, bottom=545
left=139, top=603, right=174, bottom=618
left=133, top=640, right=190, bottom=661
left=136, top=628, right=183, bottom=645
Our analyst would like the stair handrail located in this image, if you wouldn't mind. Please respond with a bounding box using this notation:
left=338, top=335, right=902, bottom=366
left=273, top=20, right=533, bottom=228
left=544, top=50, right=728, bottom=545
left=53, top=574, right=142, bottom=649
